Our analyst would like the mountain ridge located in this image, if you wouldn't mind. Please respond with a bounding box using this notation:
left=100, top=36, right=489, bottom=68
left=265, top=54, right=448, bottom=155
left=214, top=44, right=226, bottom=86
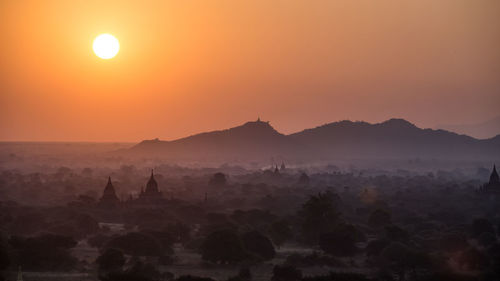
left=128, top=118, right=500, bottom=161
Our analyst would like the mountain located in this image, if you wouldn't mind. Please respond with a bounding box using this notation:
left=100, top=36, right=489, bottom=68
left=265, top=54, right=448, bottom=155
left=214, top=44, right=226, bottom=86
left=436, top=115, right=500, bottom=139
left=129, top=119, right=301, bottom=161
left=127, top=118, right=500, bottom=161
left=290, top=118, right=499, bottom=159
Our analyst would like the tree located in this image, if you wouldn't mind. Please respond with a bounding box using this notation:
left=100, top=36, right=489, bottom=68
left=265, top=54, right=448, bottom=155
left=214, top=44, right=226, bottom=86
left=271, top=265, right=302, bottom=281
left=226, top=267, right=252, bottom=281
left=440, top=233, right=468, bottom=253
left=96, top=248, right=126, bottom=272
left=285, top=252, right=344, bottom=267
left=74, top=213, right=100, bottom=237
left=302, top=272, right=371, bottom=281
left=298, top=173, right=310, bottom=185
left=471, top=218, right=495, bottom=238
left=100, top=261, right=170, bottom=281
left=319, top=224, right=358, bottom=257
left=379, top=242, right=430, bottom=281
left=365, top=239, right=389, bottom=257
left=458, top=247, right=489, bottom=271
left=242, top=231, right=276, bottom=261
left=237, top=267, right=251, bottom=281
left=384, top=225, right=409, bottom=243
left=299, top=192, right=341, bottom=244
left=368, top=209, right=391, bottom=228
left=269, top=220, right=292, bottom=248
left=82, top=167, right=93, bottom=177
left=0, top=233, right=10, bottom=271
left=144, top=230, right=175, bottom=255
left=231, top=209, right=276, bottom=229
left=176, top=276, right=215, bottom=281
left=105, top=232, right=165, bottom=257
left=88, top=234, right=112, bottom=248
left=487, top=243, right=500, bottom=277
left=201, top=229, right=247, bottom=263
left=478, top=232, right=497, bottom=247
left=165, top=222, right=191, bottom=244
left=9, top=234, right=77, bottom=271
left=209, top=173, right=227, bottom=186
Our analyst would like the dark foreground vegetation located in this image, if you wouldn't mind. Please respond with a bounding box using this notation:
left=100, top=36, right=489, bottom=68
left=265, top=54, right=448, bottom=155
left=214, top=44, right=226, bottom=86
left=0, top=144, right=499, bottom=280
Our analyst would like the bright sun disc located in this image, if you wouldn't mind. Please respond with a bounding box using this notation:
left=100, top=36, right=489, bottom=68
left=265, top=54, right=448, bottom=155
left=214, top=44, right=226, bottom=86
left=93, top=34, right=119, bottom=59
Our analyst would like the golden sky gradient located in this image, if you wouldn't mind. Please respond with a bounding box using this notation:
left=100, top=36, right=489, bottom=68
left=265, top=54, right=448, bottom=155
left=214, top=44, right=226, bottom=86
left=1, top=0, right=499, bottom=142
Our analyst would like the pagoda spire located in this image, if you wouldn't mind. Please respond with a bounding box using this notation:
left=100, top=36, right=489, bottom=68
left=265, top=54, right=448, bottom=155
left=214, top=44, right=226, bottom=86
left=490, top=164, right=499, bottom=184
left=149, top=169, right=156, bottom=182
left=144, top=169, right=159, bottom=194
left=100, top=176, right=119, bottom=206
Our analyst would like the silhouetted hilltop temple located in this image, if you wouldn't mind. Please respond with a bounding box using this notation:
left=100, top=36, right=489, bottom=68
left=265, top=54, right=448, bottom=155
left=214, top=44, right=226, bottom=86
left=479, top=165, right=500, bottom=194
left=99, top=177, right=119, bottom=206
left=139, top=170, right=163, bottom=201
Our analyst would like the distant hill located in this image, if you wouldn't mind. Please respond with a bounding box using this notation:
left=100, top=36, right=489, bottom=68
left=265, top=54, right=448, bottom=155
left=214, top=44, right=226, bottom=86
left=436, top=115, right=500, bottom=139
left=127, top=118, right=500, bottom=161
left=290, top=118, right=499, bottom=160
left=129, top=119, right=301, bottom=161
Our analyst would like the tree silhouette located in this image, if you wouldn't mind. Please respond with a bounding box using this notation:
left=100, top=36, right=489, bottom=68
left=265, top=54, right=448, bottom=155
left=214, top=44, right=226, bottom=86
left=0, top=233, right=10, bottom=272
left=271, top=265, right=302, bottom=281
left=242, top=231, right=275, bottom=261
left=319, top=224, right=359, bottom=257
left=379, top=242, right=430, bottom=281
left=100, top=261, right=169, bottom=281
left=299, top=192, right=340, bottom=244
left=96, top=248, right=126, bottom=273
left=105, top=232, right=165, bottom=257
left=471, top=218, right=495, bottom=238
left=302, top=272, right=371, bottom=281
left=384, top=225, right=409, bottom=243
left=368, top=209, right=391, bottom=228
left=209, top=173, right=227, bottom=186
left=177, top=276, right=215, bottom=281
left=269, top=220, right=292, bottom=248
left=440, top=233, right=468, bottom=253
left=201, top=229, right=246, bottom=263
left=9, top=234, right=77, bottom=271
left=365, top=239, right=389, bottom=257
left=298, top=173, right=310, bottom=185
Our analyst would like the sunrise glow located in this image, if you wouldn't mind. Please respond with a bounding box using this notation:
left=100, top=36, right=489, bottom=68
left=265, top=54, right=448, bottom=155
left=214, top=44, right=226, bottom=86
left=93, top=34, right=119, bottom=59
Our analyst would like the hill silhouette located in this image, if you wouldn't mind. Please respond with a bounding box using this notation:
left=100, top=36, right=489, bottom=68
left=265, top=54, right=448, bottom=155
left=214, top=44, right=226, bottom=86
left=130, top=119, right=301, bottom=161
left=128, top=118, right=500, bottom=161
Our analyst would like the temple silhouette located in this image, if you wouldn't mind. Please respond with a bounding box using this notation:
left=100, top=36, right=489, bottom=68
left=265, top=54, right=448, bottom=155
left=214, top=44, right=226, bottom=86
left=99, top=170, right=164, bottom=207
left=139, top=170, right=163, bottom=200
left=479, top=164, right=500, bottom=195
left=99, top=177, right=120, bottom=206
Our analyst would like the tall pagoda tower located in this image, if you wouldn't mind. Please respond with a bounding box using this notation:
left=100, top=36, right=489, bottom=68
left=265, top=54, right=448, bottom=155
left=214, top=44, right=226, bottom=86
left=139, top=170, right=162, bottom=200
left=99, top=177, right=120, bottom=206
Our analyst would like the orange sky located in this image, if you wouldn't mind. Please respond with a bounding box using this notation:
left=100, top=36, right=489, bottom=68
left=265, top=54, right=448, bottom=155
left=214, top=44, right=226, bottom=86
left=1, top=0, right=499, bottom=142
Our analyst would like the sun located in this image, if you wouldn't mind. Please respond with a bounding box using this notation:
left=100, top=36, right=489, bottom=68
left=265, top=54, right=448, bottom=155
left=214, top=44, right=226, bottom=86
left=93, top=34, right=120, bottom=59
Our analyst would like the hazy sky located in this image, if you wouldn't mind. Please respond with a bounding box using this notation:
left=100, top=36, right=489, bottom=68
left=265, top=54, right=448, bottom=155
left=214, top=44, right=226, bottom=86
left=1, top=0, right=499, bottom=142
